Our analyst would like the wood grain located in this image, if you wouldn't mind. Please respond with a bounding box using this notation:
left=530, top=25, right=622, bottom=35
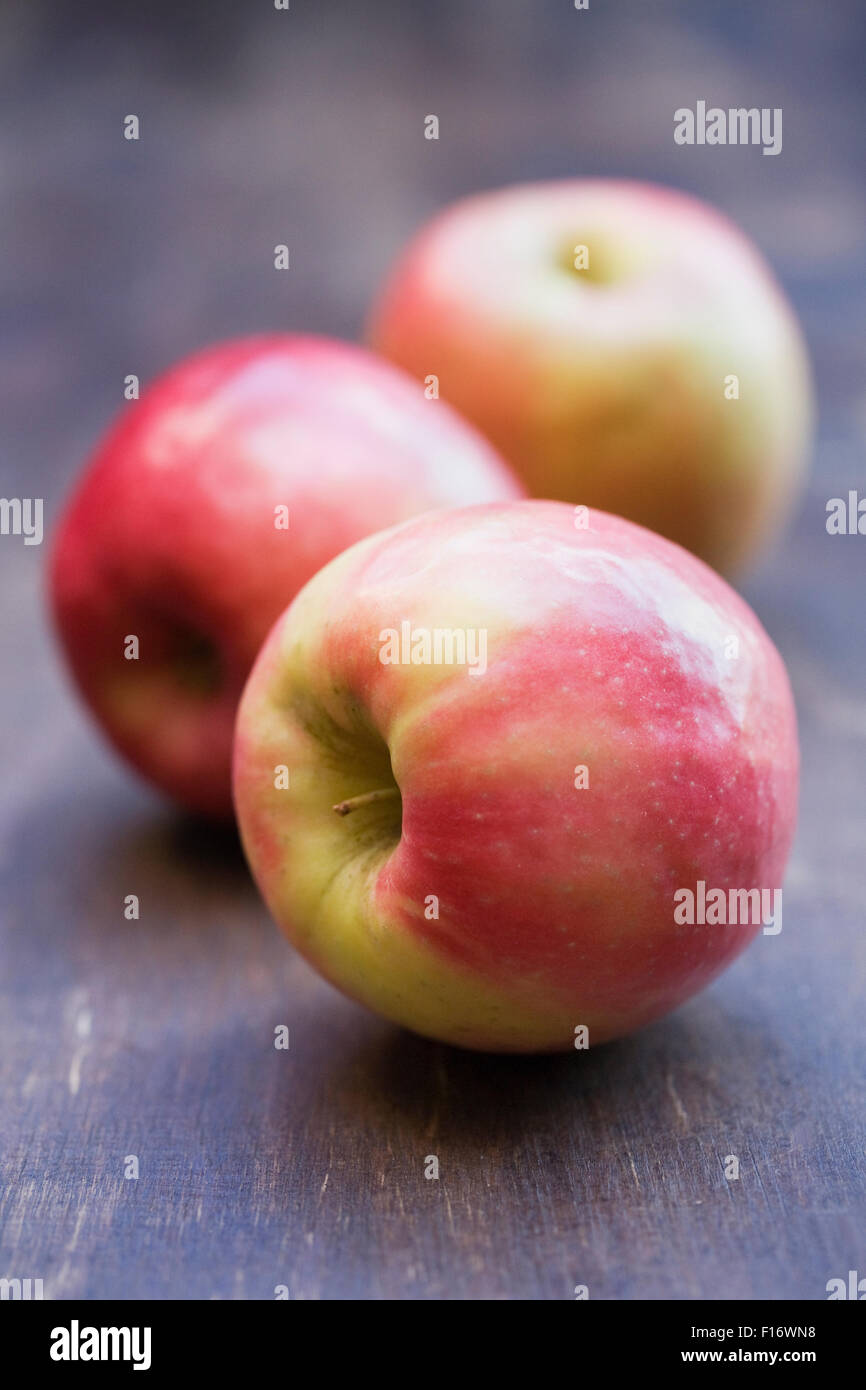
left=1, top=0, right=864, bottom=1300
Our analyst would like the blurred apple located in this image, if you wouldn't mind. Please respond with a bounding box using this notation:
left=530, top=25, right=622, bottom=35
left=50, top=335, right=521, bottom=816
left=234, top=500, right=798, bottom=1052
left=367, top=179, right=813, bottom=575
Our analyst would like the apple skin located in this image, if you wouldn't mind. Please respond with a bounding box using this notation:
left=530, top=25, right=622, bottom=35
left=49, top=335, right=522, bottom=817
left=233, top=499, right=798, bottom=1053
left=367, top=179, right=814, bottom=576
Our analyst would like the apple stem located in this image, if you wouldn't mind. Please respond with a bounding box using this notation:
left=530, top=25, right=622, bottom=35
left=332, top=787, right=400, bottom=817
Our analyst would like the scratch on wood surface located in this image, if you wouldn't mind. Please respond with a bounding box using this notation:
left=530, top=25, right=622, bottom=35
left=319, top=1172, right=329, bottom=1200
left=628, top=1152, right=642, bottom=1190
left=66, top=993, right=91, bottom=1096
left=66, top=1206, right=86, bottom=1252
left=666, top=1070, right=689, bottom=1129
left=67, top=1049, right=85, bottom=1096
left=444, top=1188, right=455, bottom=1235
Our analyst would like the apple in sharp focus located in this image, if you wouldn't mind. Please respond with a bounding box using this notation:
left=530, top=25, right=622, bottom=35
left=367, top=179, right=814, bottom=576
left=50, top=335, right=522, bottom=816
left=233, top=499, right=799, bottom=1053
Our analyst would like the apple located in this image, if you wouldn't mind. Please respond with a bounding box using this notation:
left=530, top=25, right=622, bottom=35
left=50, top=335, right=522, bottom=816
left=367, top=179, right=814, bottom=576
left=233, top=499, right=798, bottom=1053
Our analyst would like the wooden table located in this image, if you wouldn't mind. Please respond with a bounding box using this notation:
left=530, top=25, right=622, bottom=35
left=1, top=0, right=864, bottom=1299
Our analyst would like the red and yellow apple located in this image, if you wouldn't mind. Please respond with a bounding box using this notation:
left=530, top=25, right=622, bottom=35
left=233, top=499, right=798, bottom=1052
left=50, top=335, right=521, bottom=816
left=367, top=179, right=814, bottom=575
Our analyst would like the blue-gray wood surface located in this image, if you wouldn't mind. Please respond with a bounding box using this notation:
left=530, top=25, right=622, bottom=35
left=1, top=0, right=864, bottom=1300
